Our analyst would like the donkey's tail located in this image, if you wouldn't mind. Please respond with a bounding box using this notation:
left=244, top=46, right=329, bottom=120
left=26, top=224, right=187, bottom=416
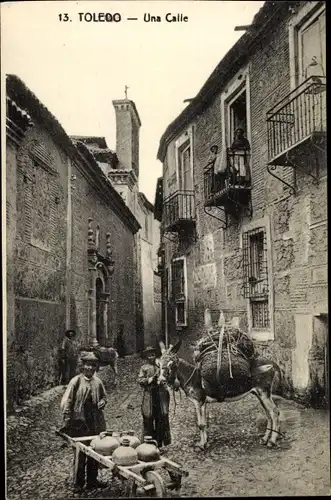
left=271, top=361, right=283, bottom=396
left=251, top=357, right=286, bottom=399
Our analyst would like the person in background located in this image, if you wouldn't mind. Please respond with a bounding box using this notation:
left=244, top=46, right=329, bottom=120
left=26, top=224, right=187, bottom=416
left=60, top=351, right=108, bottom=493
left=59, top=329, right=79, bottom=385
left=138, top=346, right=171, bottom=450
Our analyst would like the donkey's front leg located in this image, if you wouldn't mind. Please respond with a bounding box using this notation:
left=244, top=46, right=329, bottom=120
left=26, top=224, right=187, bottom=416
left=191, top=398, right=206, bottom=450
left=200, top=402, right=208, bottom=447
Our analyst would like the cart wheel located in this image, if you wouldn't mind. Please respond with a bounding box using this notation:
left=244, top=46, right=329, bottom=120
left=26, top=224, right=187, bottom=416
left=124, top=478, right=138, bottom=497
left=144, top=471, right=167, bottom=498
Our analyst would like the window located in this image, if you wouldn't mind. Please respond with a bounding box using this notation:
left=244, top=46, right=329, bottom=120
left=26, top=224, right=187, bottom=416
left=285, top=4, right=326, bottom=153
left=243, top=228, right=270, bottom=330
left=171, top=256, right=187, bottom=327
left=297, top=7, right=326, bottom=83
left=178, top=142, right=192, bottom=191
left=175, top=129, right=194, bottom=191
left=174, top=128, right=195, bottom=222
left=229, top=89, right=247, bottom=145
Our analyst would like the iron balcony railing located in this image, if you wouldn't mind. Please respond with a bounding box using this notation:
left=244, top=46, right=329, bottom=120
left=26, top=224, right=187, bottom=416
left=163, top=190, right=195, bottom=231
left=204, top=149, right=251, bottom=205
left=267, top=76, right=326, bottom=163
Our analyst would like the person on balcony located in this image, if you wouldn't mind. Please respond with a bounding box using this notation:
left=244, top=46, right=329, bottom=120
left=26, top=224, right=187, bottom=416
left=230, top=128, right=251, bottom=186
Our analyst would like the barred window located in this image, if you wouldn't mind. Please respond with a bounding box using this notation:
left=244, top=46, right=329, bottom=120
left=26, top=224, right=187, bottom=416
left=243, top=228, right=270, bottom=329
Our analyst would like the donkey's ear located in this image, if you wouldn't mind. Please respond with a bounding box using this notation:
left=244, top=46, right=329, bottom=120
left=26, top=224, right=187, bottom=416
left=204, top=308, right=213, bottom=331
left=170, top=339, right=182, bottom=353
left=159, top=341, right=166, bottom=354
left=218, top=310, right=225, bottom=327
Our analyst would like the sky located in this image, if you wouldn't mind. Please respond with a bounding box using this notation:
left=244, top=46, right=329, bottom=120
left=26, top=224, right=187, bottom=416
left=2, top=0, right=265, bottom=203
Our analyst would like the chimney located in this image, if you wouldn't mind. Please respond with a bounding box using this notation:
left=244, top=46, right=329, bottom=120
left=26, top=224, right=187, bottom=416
left=112, top=98, right=141, bottom=178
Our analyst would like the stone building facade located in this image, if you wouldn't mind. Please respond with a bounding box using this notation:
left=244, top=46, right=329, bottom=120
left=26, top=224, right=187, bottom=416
left=155, top=1, right=327, bottom=404
left=6, top=75, right=140, bottom=408
left=72, top=97, right=162, bottom=353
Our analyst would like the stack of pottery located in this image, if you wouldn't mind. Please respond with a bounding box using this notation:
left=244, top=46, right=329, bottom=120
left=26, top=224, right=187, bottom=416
left=112, top=438, right=138, bottom=466
left=90, top=432, right=120, bottom=456
left=136, top=436, right=161, bottom=462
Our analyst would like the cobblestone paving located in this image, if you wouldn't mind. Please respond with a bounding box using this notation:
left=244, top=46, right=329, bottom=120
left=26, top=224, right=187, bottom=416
left=6, top=356, right=330, bottom=499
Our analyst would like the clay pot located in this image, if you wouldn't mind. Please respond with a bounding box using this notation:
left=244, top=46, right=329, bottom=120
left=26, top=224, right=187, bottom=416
left=112, top=438, right=138, bottom=466
left=90, top=432, right=120, bottom=456
left=136, top=436, right=161, bottom=462
left=120, top=430, right=141, bottom=449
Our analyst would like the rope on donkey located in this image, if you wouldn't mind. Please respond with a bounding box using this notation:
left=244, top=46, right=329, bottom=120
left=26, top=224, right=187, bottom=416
left=216, top=326, right=225, bottom=382
left=198, top=326, right=252, bottom=381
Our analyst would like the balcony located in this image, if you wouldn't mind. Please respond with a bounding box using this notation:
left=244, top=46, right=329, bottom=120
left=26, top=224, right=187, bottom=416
left=267, top=76, right=326, bottom=171
left=204, top=149, right=252, bottom=219
left=163, top=190, right=195, bottom=233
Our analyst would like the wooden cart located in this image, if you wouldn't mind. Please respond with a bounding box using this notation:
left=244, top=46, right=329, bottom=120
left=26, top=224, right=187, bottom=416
left=56, top=430, right=188, bottom=497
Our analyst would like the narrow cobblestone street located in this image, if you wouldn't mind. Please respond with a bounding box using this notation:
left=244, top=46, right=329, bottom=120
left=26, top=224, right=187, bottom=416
left=7, top=356, right=330, bottom=498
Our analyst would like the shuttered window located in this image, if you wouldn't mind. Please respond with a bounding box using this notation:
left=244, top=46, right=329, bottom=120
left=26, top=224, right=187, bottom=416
left=298, top=8, right=326, bottom=81
left=171, top=257, right=187, bottom=326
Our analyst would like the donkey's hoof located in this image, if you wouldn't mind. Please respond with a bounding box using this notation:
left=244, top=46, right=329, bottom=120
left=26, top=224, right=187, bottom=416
left=194, top=442, right=206, bottom=451
left=259, top=437, right=268, bottom=446
left=266, top=440, right=277, bottom=449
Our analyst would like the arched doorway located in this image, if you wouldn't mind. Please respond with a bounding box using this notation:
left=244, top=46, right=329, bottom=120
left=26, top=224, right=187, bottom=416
left=88, top=262, right=110, bottom=347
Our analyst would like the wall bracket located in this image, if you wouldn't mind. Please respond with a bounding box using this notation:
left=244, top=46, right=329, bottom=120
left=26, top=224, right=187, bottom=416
left=267, top=163, right=297, bottom=196
left=204, top=204, right=229, bottom=229
left=286, top=147, right=320, bottom=186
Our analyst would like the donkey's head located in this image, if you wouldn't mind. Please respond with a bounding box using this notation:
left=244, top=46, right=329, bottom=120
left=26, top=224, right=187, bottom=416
left=157, top=339, right=182, bottom=388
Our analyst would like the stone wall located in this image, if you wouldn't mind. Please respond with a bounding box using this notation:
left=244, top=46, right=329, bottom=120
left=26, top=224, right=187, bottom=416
left=161, top=3, right=327, bottom=401
left=7, top=125, right=68, bottom=408
left=6, top=120, right=139, bottom=409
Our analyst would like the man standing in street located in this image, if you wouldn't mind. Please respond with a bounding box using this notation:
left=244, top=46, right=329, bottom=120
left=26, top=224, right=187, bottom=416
left=138, top=346, right=171, bottom=449
left=60, top=351, right=108, bottom=493
left=59, top=329, right=79, bottom=385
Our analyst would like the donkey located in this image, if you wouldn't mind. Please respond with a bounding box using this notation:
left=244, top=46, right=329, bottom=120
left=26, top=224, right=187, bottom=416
left=157, top=338, right=282, bottom=450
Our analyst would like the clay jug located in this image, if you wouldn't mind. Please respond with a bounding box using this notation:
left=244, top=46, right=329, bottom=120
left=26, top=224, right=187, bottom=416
left=112, top=438, right=138, bottom=466
left=90, top=432, right=120, bottom=456
left=136, top=436, right=161, bottom=462
left=120, top=430, right=141, bottom=449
